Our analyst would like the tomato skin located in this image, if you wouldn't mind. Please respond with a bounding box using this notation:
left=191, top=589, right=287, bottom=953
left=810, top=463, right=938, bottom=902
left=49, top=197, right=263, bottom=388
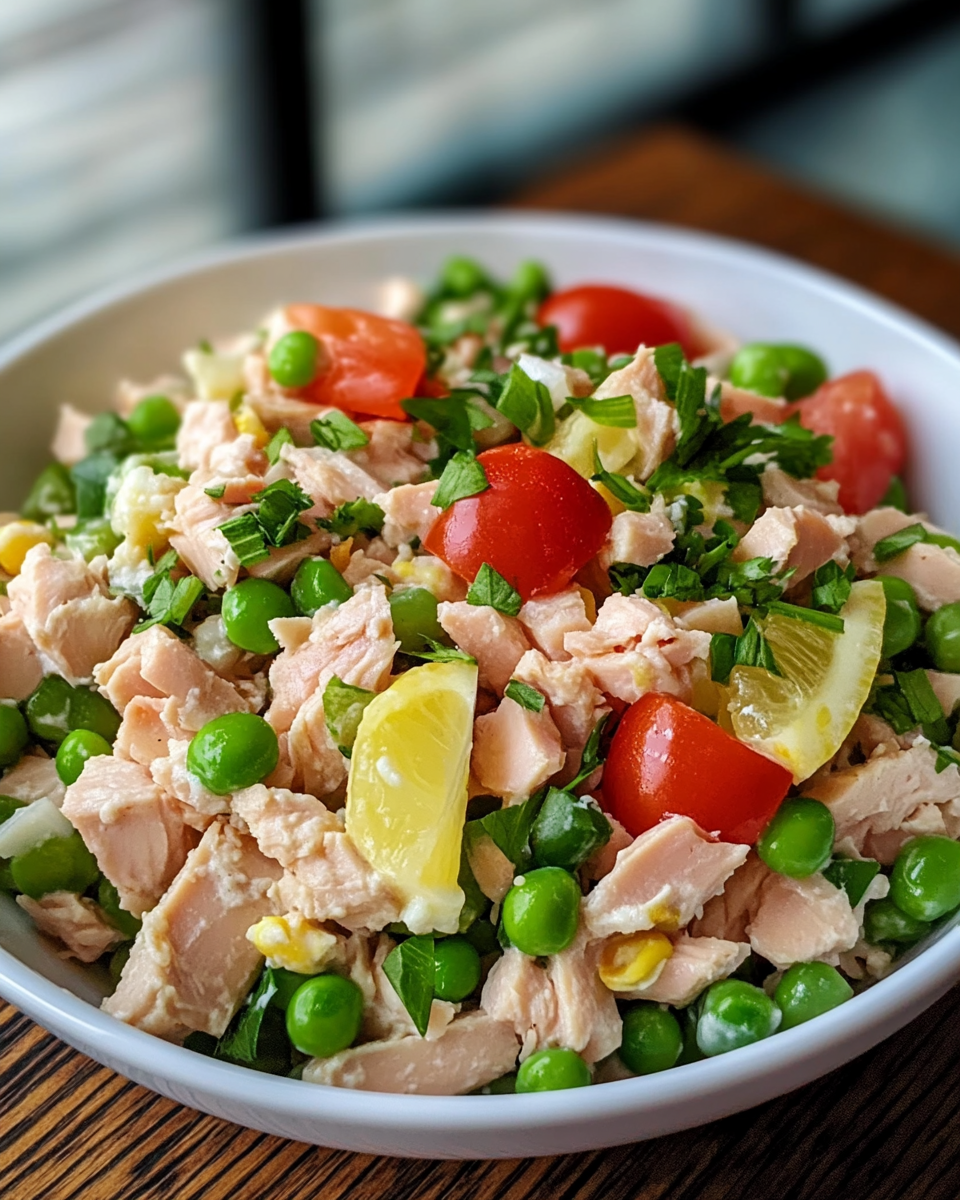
left=791, top=370, right=907, bottom=514
left=283, top=304, right=426, bottom=420
left=423, top=444, right=612, bottom=600
left=537, top=284, right=700, bottom=358
left=602, top=693, right=792, bottom=844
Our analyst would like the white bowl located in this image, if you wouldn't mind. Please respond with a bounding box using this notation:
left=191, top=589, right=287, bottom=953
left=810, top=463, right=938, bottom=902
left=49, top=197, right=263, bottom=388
left=3, top=213, right=960, bottom=1159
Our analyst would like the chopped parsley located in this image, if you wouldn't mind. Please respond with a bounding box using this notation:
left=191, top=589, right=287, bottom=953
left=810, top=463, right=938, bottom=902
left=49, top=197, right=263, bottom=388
left=401, top=393, right=493, bottom=475
left=873, top=523, right=927, bottom=563
left=431, top=451, right=489, bottom=510
left=311, top=411, right=369, bottom=452
left=407, top=638, right=476, bottom=664
left=591, top=447, right=650, bottom=512
left=265, top=426, right=294, bottom=465
left=204, top=483, right=226, bottom=499
left=765, top=599, right=845, bottom=634
left=219, top=512, right=270, bottom=566
left=566, top=714, right=612, bottom=791
left=868, top=668, right=951, bottom=747
left=504, top=679, right=545, bottom=712
left=811, top=560, right=854, bottom=614
left=494, top=363, right=555, bottom=446
left=322, top=676, right=376, bottom=757
left=317, top=498, right=385, bottom=539
left=255, top=479, right=313, bottom=547
left=466, top=562, right=522, bottom=617
left=735, top=617, right=781, bottom=675
left=563, top=394, right=636, bottom=428
left=381, top=935, right=435, bottom=1037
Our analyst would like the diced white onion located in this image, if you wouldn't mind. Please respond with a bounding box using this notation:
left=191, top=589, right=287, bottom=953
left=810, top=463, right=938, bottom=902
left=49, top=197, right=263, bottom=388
left=0, top=797, right=74, bottom=858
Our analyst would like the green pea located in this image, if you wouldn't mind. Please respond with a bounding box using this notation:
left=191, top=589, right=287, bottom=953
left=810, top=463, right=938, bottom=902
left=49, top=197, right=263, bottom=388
left=878, top=576, right=921, bottom=659
left=291, top=557, right=353, bottom=617
left=925, top=603, right=960, bottom=673
left=696, top=979, right=781, bottom=1057
left=530, top=787, right=611, bottom=871
left=0, top=705, right=29, bottom=769
left=65, top=518, right=122, bottom=562
left=247, top=1005, right=293, bottom=1074
left=515, top=1048, right=590, bottom=1093
left=21, top=462, right=76, bottom=521
left=863, top=896, right=931, bottom=946
left=269, top=967, right=314, bottom=1012
left=85, top=412, right=134, bottom=456
left=757, top=797, right=835, bottom=879
left=56, top=728, right=112, bottom=786
left=97, top=876, right=142, bottom=940
left=440, top=256, right=491, bottom=298
left=269, top=331, right=321, bottom=389
left=109, top=943, right=131, bottom=986
left=774, top=962, right=854, bottom=1030
left=183, top=1029, right=217, bottom=1055
left=462, top=917, right=499, bottom=957
left=222, top=578, right=295, bottom=654
left=0, top=796, right=27, bottom=826
left=509, top=260, right=550, bottom=305
left=186, top=712, right=279, bottom=794
left=501, top=867, right=580, bottom=957
left=285, top=973, right=364, bottom=1057
left=676, top=1004, right=705, bottom=1065
left=619, top=1003, right=683, bottom=1075
left=474, top=1072, right=517, bottom=1095
left=433, top=936, right=482, bottom=1002
left=729, top=343, right=828, bottom=400
left=389, top=587, right=446, bottom=654
left=127, top=395, right=181, bottom=449
left=69, top=686, right=121, bottom=744
left=26, top=677, right=120, bottom=746
left=11, top=831, right=100, bottom=899
left=889, top=835, right=960, bottom=922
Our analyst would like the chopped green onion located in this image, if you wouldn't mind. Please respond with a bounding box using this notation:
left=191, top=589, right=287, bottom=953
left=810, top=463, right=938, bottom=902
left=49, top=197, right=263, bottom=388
left=504, top=679, right=545, bottom=713
left=873, top=523, right=927, bottom=563
left=494, top=364, right=555, bottom=446
left=219, top=513, right=270, bottom=566
left=765, top=600, right=845, bottom=633
left=564, top=394, right=636, bottom=428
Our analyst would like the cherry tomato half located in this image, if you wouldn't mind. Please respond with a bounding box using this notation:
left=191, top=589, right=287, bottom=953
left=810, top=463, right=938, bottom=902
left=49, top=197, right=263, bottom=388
left=602, top=693, right=792, bottom=844
left=423, top=444, right=612, bottom=600
left=284, top=304, right=426, bottom=420
left=791, top=370, right=907, bottom=514
left=537, top=284, right=700, bottom=358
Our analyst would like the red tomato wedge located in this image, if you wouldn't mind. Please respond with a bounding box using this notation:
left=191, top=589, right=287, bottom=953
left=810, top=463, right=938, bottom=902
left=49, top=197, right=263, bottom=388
left=537, top=284, right=700, bottom=358
left=284, top=304, right=426, bottom=420
left=423, top=444, right=612, bottom=600
left=602, top=693, right=792, bottom=844
left=791, top=370, right=907, bottom=514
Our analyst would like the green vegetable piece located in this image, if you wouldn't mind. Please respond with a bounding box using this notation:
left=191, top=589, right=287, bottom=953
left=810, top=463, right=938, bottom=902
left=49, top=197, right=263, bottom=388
left=503, top=679, right=545, bottom=712
left=25, top=677, right=120, bottom=746
left=495, top=363, right=555, bottom=446
left=218, top=512, right=270, bottom=567
left=67, top=686, right=121, bottom=744
left=926, top=602, right=960, bottom=673
left=462, top=917, right=499, bottom=956
left=882, top=476, right=909, bottom=512
left=470, top=791, right=545, bottom=872
left=311, top=411, right=369, bottom=452
left=216, top=967, right=287, bottom=1071
left=879, top=576, right=922, bottom=658
left=810, top=560, right=854, bottom=615
left=97, top=876, right=142, bottom=940
left=889, top=835, right=960, bottom=922
left=822, top=856, right=880, bottom=908
left=291, top=557, right=353, bottom=617
left=70, top=452, right=119, bottom=520
left=873, top=522, right=927, bottom=564
left=565, top=394, right=637, bottom=428
left=255, top=479, right=313, bottom=548
left=509, top=260, right=550, bottom=305
left=21, top=462, right=76, bottom=521
left=433, top=936, right=481, bottom=1002
left=530, top=787, right=611, bottom=872
left=381, top=934, right=435, bottom=1036
left=710, top=632, right=737, bottom=685
left=186, top=712, right=279, bottom=794
left=619, top=1003, right=683, bottom=1075
left=389, top=586, right=445, bottom=654
left=515, top=1047, right=590, bottom=1093
left=729, top=343, right=828, bottom=400
left=863, top=896, right=931, bottom=945
left=474, top=1072, right=517, bottom=1095
left=65, top=518, right=121, bottom=562
left=501, top=866, right=580, bottom=957
left=322, top=676, right=375, bottom=756
left=591, top=447, right=651, bottom=513
left=757, top=797, right=835, bottom=879
left=565, top=714, right=611, bottom=792
left=696, top=979, right=782, bottom=1057
left=431, top=451, right=490, bottom=510
left=269, top=331, right=321, bottom=389
left=108, top=943, right=131, bottom=986
left=677, top=1003, right=705, bottom=1065
left=269, top=967, right=313, bottom=1012
left=11, top=831, right=99, bottom=899
left=127, top=395, right=181, bottom=449
left=222, top=578, right=295, bottom=654
left=317, top=498, right=385, bottom=538
left=56, top=728, right=112, bottom=786
left=0, top=796, right=27, bottom=826
left=0, top=705, right=29, bottom=769
left=774, top=962, right=853, bottom=1031
left=440, top=256, right=491, bottom=298
left=466, top=562, right=522, bottom=617
left=764, top=600, right=844, bottom=634
left=265, top=426, right=294, bottom=466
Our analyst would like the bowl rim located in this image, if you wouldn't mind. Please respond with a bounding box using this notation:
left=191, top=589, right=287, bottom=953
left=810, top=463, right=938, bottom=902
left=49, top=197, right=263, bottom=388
left=4, top=209, right=960, bottom=1134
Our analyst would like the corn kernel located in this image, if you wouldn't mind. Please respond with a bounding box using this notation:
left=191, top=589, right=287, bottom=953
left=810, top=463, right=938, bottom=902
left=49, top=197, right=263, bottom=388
left=233, top=404, right=269, bottom=447
left=598, top=930, right=674, bottom=991
left=0, top=521, right=54, bottom=575
left=647, top=901, right=681, bottom=932
left=329, top=537, right=354, bottom=573
left=246, top=913, right=338, bottom=974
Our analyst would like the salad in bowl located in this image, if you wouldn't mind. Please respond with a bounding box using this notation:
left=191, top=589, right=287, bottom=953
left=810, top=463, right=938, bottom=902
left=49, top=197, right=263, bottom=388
left=1, top=250, right=958, bottom=1100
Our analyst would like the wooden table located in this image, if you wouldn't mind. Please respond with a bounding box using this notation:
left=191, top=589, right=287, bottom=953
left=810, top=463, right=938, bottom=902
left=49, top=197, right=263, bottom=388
left=5, top=125, right=960, bottom=1200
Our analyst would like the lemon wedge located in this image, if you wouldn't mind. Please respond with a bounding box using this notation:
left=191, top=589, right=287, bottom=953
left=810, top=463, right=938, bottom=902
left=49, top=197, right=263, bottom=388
left=345, top=659, right=478, bottom=934
left=725, top=580, right=885, bottom=783
left=543, top=410, right=639, bottom=479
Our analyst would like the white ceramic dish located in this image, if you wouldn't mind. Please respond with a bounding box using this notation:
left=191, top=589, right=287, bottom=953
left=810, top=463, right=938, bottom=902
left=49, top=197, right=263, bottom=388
left=2, top=213, right=960, bottom=1159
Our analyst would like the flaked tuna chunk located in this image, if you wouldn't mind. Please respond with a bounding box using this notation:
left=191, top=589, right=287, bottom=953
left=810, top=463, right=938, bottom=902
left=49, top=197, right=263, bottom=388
left=518, top=586, right=592, bottom=662
left=760, top=467, right=843, bottom=516
left=17, top=891, right=123, bottom=963
left=51, top=404, right=93, bottom=466
left=517, top=353, right=593, bottom=408
left=233, top=784, right=401, bottom=931
left=245, top=530, right=332, bottom=584
left=690, top=852, right=769, bottom=942
left=0, top=612, right=42, bottom=700
left=471, top=697, right=565, bottom=803
left=62, top=756, right=197, bottom=916
left=302, top=1012, right=520, bottom=1095
left=581, top=815, right=633, bottom=883
left=8, top=544, right=136, bottom=685
left=583, top=816, right=748, bottom=939
left=733, top=505, right=851, bottom=584
left=622, top=935, right=750, bottom=1007
left=150, top=738, right=228, bottom=826
left=95, top=624, right=253, bottom=732
left=717, top=381, right=790, bottom=425
left=879, top=543, right=960, bottom=612
left=114, top=696, right=188, bottom=766
left=747, top=870, right=859, bottom=970
left=438, top=601, right=530, bottom=695
left=176, top=400, right=238, bottom=472
left=103, top=820, right=281, bottom=1040
left=190, top=432, right=268, bottom=505
left=671, top=597, right=743, bottom=635
left=804, top=743, right=960, bottom=856
left=927, top=670, right=960, bottom=718
left=376, top=481, right=441, bottom=549
left=0, top=753, right=64, bottom=806
left=267, top=584, right=397, bottom=733
left=286, top=689, right=350, bottom=799
left=512, top=649, right=609, bottom=767
left=862, top=801, right=949, bottom=865
left=563, top=594, right=710, bottom=704
left=345, top=933, right=455, bottom=1042
left=350, top=419, right=434, bottom=489
left=168, top=485, right=243, bottom=592
left=281, top=445, right=382, bottom=520
left=593, top=347, right=678, bottom=480
left=598, top=508, right=675, bottom=572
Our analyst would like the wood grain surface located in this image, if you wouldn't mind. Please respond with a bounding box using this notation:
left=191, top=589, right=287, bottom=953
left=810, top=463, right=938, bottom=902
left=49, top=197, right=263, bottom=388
left=5, top=124, right=960, bottom=1199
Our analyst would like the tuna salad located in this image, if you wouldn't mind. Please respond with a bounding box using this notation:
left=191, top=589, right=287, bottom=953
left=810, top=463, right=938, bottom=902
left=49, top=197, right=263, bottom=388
left=2, top=257, right=960, bottom=1096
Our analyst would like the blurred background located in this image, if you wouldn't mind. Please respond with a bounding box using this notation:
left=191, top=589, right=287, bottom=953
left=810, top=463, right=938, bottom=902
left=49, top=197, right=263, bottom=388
left=2, top=0, right=959, bottom=344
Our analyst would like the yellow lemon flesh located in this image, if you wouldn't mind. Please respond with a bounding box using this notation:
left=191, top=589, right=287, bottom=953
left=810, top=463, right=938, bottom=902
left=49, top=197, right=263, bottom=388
left=543, top=410, right=638, bottom=479
left=345, top=659, right=478, bottom=934
left=725, top=580, right=886, bottom=783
